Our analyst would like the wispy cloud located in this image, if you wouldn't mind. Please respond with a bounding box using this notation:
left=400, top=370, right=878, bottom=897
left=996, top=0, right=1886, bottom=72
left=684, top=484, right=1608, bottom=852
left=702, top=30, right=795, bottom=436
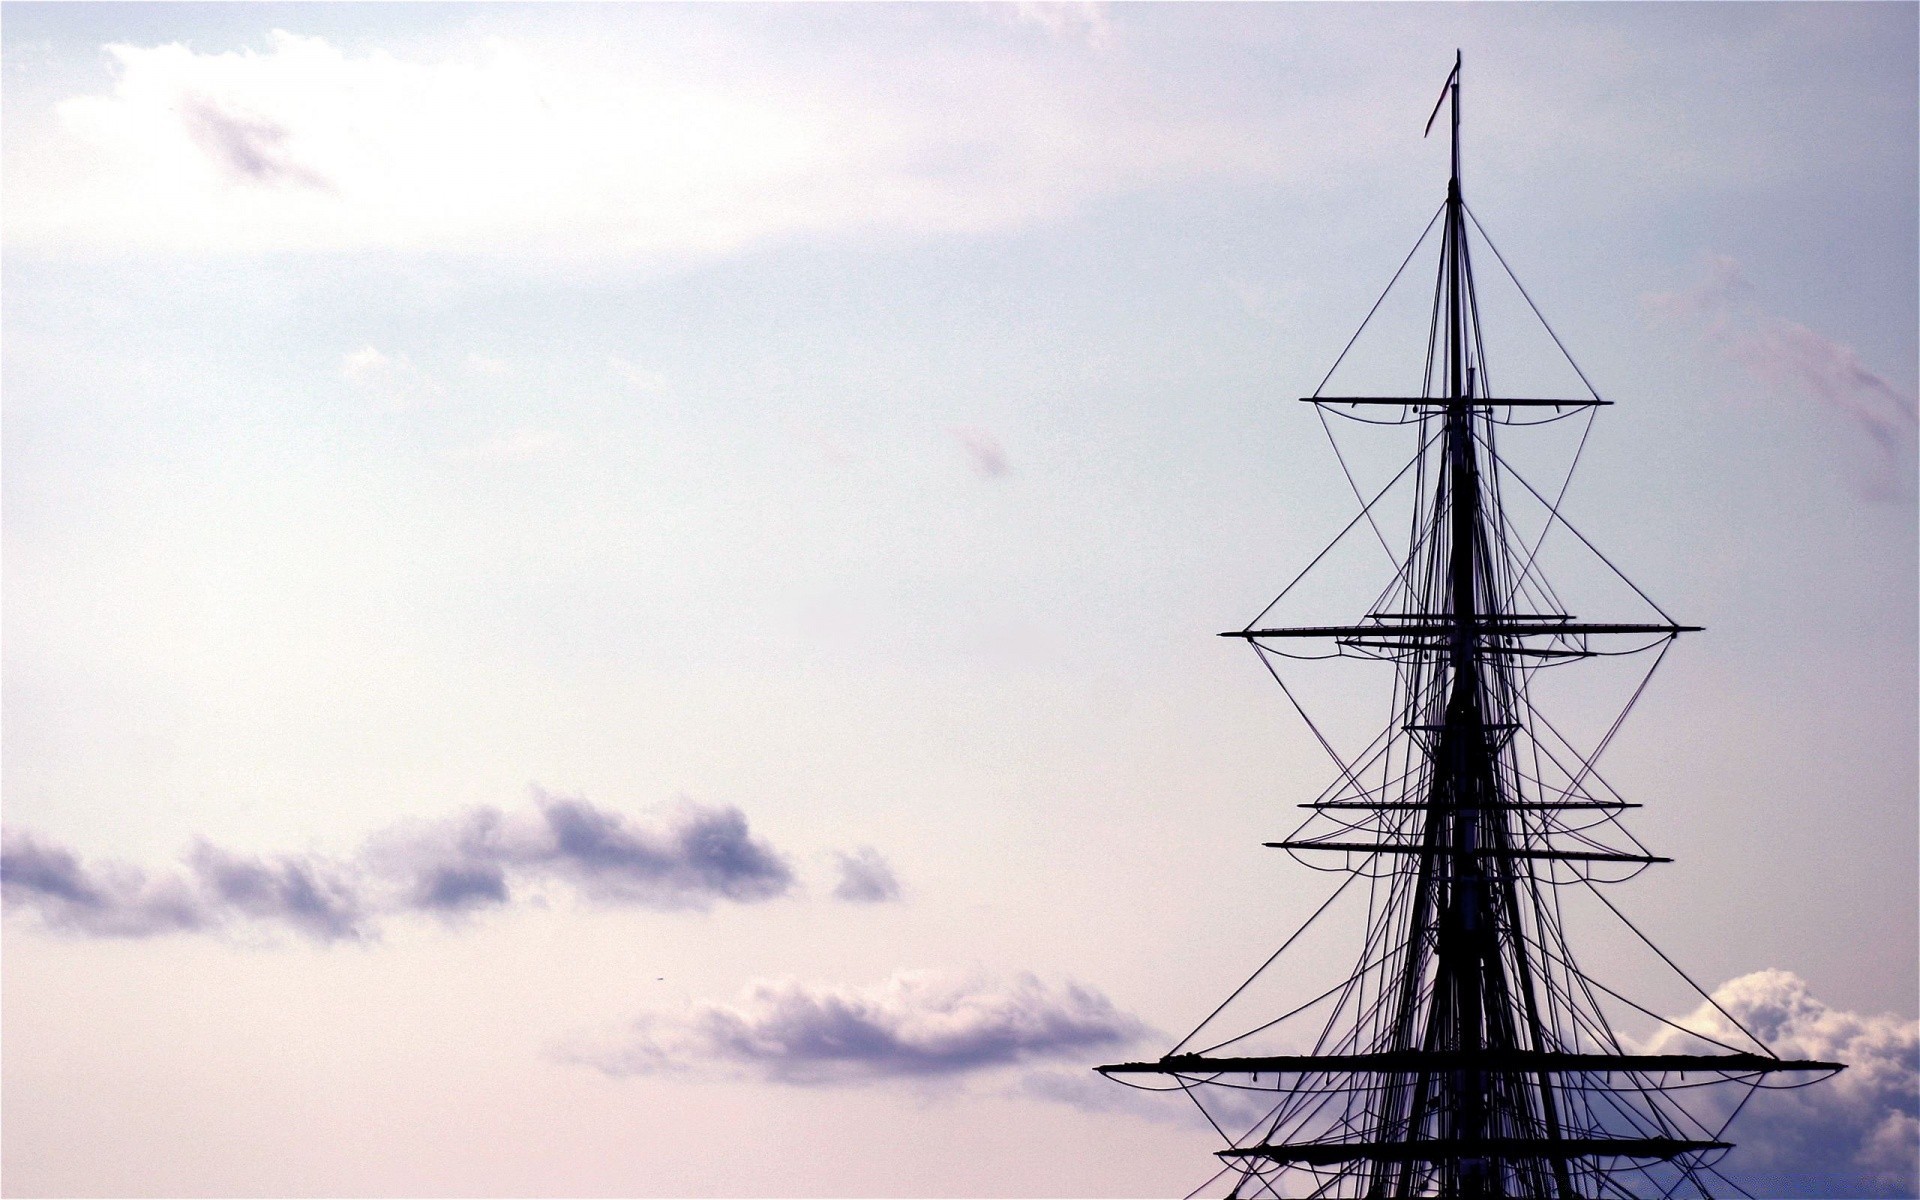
left=12, top=27, right=1272, bottom=261
left=3, top=794, right=802, bottom=943
left=1645, top=969, right=1918, bottom=1197
left=949, top=426, right=1011, bottom=479
left=1645, top=256, right=1917, bottom=499
left=830, top=846, right=902, bottom=904
left=564, top=969, right=1147, bottom=1084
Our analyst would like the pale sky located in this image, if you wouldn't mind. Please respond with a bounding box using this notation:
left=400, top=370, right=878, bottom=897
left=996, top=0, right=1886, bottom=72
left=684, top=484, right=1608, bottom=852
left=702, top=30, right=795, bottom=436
left=3, top=4, right=1916, bottom=1197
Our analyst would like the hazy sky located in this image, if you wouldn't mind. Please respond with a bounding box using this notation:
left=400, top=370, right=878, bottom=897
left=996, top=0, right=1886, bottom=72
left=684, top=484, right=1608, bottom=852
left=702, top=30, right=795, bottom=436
left=4, top=4, right=1915, bottom=1197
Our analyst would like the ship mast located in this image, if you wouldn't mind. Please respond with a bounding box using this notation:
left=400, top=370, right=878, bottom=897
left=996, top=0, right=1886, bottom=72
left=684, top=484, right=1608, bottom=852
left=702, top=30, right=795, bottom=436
left=1397, top=52, right=1573, bottom=1196
left=1097, top=54, right=1841, bottom=1199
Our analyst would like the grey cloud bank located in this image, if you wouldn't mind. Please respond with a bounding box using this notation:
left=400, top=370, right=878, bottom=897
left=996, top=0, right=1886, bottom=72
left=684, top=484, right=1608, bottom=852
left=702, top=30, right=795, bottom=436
left=568, top=970, right=1147, bottom=1084
left=1, top=794, right=801, bottom=941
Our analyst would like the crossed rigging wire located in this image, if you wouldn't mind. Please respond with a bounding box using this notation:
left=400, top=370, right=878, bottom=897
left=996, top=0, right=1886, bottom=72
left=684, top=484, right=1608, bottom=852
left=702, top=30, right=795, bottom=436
left=1114, top=197, right=1820, bottom=1198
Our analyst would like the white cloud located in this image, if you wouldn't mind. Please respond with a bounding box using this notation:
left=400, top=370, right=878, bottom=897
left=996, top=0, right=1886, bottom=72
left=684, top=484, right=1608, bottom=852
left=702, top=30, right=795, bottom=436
left=8, top=28, right=1271, bottom=262
left=339, top=344, right=439, bottom=405
left=339, top=344, right=393, bottom=384
left=1646, top=969, right=1919, bottom=1197
left=564, top=969, right=1147, bottom=1084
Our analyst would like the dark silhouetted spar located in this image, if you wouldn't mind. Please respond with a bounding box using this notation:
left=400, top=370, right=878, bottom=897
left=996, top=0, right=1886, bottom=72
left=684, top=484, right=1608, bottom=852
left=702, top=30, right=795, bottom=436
left=1098, top=54, right=1838, bottom=1199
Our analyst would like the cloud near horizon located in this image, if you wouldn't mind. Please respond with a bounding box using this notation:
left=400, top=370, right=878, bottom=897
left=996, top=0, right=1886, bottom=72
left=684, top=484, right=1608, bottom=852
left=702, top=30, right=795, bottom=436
left=563, top=969, right=1148, bottom=1085
left=1645, top=968, right=1919, bottom=1197
left=1, top=794, right=808, bottom=942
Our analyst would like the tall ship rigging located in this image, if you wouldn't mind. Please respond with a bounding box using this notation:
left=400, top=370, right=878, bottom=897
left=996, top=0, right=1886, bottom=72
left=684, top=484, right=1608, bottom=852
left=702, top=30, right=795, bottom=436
left=1098, top=56, right=1841, bottom=1199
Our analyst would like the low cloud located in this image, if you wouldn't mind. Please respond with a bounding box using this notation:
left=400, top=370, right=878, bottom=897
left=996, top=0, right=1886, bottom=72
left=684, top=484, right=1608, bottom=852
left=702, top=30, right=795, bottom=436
left=0, top=833, right=222, bottom=938
left=949, top=426, right=1011, bottom=479
left=187, top=841, right=367, bottom=940
left=3, top=793, right=803, bottom=943
left=1645, top=256, right=1917, bottom=499
left=1645, top=968, right=1918, bottom=1197
left=360, top=794, right=797, bottom=914
left=831, top=846, right=902, bottom=904
left=566, top=969, right=1147, bottom=1084
left=526, top=797, right=792, bottom=907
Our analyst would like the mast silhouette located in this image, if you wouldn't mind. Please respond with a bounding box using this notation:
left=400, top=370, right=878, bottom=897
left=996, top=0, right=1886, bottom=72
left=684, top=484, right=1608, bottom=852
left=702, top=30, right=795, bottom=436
left=1098, top=55, right=1839, bottom=1198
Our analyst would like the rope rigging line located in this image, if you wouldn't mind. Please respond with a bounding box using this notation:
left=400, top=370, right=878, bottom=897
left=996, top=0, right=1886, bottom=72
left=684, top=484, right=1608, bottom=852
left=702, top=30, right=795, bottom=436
left=1317, top=404, right=1401, bottom=566
left=1462, top=202, right=1605, bottom=402
left=1252, top=646, right=1390, bottom=806
left=1524, top=938, right=1755, bottom=1057
left=1311, top=203, right=1448, bottom=399
left=1103, top=72, right=1824, bottom=1197
left=1244, top=428, right=1443, bottom=629
left=1475, top=428, right=1682, bottom=624
left=1514, top=651, right=1674, bottom=849
left=1170, top=872, right=1366, bottom=1054
left=1580, top=880, right=1781, bottom=1058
